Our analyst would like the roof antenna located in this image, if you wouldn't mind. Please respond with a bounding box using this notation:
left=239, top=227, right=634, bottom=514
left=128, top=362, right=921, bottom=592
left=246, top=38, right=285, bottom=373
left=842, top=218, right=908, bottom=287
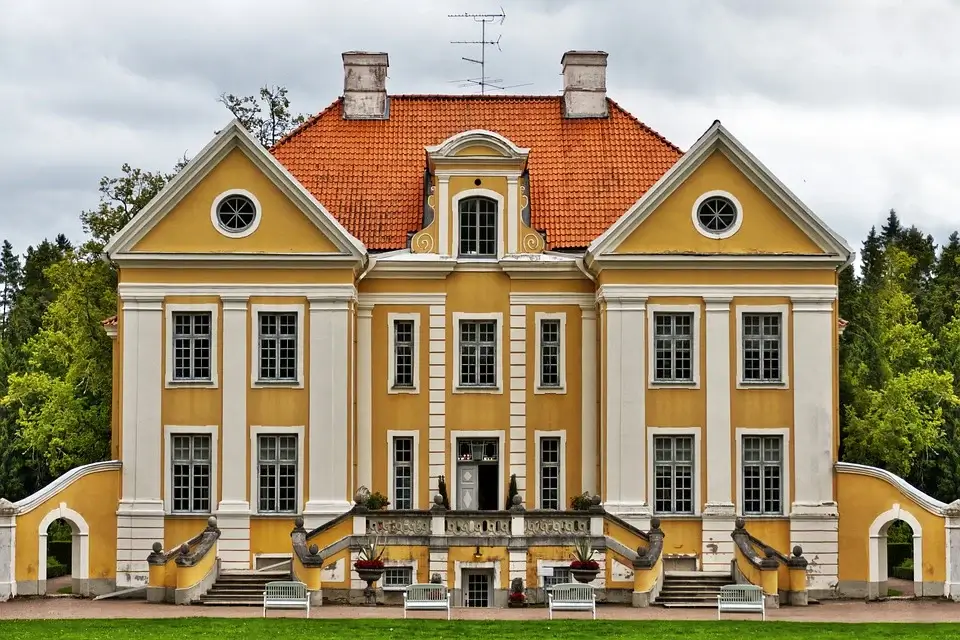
left=448, top=7, right=530, bottom=95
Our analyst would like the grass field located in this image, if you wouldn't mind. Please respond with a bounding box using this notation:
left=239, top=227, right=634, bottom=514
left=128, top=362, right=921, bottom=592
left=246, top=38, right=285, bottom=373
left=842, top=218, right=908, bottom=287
left=0, top=619, right=957, bottom=640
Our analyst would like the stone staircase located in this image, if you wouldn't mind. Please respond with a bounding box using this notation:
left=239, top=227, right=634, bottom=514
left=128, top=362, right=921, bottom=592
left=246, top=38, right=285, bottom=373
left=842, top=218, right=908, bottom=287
left=656, top=571, right=733, bottom=608
left=198, top=570, right=291, bottom=606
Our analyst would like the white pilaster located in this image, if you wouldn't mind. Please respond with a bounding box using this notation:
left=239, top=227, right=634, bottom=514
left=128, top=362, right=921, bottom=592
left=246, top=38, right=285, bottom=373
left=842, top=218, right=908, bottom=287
left=603, top=296, right=650, bottom=525
left=116, top=296, right=164, bottom=587
left=0, top=503, right=15, bottom=601
left=581, top=305, right=598, bottom=495
left=437, top=177, right=450, bottom=256
left=303, top=296, right=353, bottom=528
left=357, top=303, right=374, bottom=491
left=791, top=298, right=836, bottom=507
left=428, top=305, right=447, bottom=497
left=509, top=305, right=527, bottom=496
left=945, top=503, right=960, bottom=600
left=506, top=176, right=519, bottom=254
left=216, top=295, right=250, bottom=569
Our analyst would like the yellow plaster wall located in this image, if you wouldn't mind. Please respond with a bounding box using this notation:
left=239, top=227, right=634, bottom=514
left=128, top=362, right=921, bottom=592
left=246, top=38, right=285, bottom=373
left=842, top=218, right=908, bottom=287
left=447, top=545, right=510, bottom=588
left=119, top=267, right=356, bottom=285
left=164, top=517, right=208, bottom=549
left=659, top=519, right=703, bottom=557
left=613, top=151, right=825, bottom=255
left=597, top=268, right=836, bottom=287
left=132, top=148, right=341, bottom=255
left=15, top=469, right=120, bottom=582
left=526, top=545, right=575, bottom=589
left=323, top=548, right=352, bottom=587
left=382, top=546, right=431, bottom=584
left=837, top=471, right=946, bottom=583
left=249, top=517, right=299, bottom=560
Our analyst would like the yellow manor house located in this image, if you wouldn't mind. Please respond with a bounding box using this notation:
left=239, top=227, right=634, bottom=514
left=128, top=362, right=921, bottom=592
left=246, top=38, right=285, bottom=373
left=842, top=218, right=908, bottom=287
left=2, top=50, right=960, bottom=609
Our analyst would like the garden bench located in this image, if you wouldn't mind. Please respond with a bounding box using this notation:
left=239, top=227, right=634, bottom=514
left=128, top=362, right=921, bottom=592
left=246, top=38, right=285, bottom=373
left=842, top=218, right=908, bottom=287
left=547, top=583, right=596, bottom=619
left=717, top=584, right=764, bottom=620
left=403, top=583, right=451, bottom=620
left=262, top=580, right=310, bottom=618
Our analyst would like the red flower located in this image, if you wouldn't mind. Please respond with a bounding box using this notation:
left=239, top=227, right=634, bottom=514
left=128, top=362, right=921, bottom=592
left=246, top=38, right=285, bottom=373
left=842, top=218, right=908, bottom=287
left=508, top=592, right=526, bottom=602
left=570, top=560, right=600, bottom=571
left=355, top=559, right=385, bottom=570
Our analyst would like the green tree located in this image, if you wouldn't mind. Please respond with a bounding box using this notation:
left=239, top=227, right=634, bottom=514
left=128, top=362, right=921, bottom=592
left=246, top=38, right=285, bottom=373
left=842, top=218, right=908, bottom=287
left=924, top=232, right=960, bottom=334
left=219, top=85, right=308, bottom=147
left=0, top=240, right=21, bottom=334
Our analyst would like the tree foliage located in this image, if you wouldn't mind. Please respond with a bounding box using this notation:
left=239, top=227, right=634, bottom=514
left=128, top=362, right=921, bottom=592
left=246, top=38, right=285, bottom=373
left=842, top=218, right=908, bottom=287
left=218, top=85, right=308, bottom=148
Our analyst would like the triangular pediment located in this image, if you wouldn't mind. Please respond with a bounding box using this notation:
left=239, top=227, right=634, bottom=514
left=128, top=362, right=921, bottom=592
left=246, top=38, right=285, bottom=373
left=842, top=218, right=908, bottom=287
left=105, top=120, right=366, bottom=263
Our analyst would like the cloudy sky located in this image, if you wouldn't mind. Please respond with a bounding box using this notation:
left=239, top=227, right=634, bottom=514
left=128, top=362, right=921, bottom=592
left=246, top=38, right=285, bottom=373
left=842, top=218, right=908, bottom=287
left=3, top=0, right=959, bottom=258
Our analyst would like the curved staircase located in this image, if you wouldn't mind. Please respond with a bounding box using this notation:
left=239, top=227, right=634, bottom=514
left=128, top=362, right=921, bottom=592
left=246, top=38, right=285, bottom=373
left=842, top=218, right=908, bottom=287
left=198, top=570, right=291, bottom=606
left=656, top=571, right=732, bottom=608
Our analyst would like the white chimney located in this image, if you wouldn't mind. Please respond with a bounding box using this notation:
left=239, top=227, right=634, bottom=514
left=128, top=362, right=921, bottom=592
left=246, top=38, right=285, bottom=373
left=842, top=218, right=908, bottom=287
left=342, top=51, right=389, bottom=119
left=561, top=51, right=608, bottom=118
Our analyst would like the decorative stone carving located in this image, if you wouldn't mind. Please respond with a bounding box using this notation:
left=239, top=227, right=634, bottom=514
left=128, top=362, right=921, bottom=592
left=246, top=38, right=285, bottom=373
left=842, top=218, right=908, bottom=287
left=524, top=516, right=590, bottom=536
left=633, top=518, right=664, bottom=569
left=366, top=515, right=431, bottom=536
left=354, top=486, right=371, bottom=506
left=446, top=515, right=510, bottom=536
left=787, top=545, right=808, bottom=570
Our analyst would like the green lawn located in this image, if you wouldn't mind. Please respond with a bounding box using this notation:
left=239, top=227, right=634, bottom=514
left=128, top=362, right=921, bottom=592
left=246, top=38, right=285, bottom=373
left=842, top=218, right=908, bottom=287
left=0, top=619, right=957, bottom=640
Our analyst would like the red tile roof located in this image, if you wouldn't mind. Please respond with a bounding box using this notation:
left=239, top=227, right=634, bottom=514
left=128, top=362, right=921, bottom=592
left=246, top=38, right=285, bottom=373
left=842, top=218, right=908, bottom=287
left=271, top=96, right=682, bottom=250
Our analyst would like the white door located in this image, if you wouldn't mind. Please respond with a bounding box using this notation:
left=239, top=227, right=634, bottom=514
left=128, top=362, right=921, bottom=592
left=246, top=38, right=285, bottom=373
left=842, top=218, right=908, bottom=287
left=458, top=463, right=478, bottom=510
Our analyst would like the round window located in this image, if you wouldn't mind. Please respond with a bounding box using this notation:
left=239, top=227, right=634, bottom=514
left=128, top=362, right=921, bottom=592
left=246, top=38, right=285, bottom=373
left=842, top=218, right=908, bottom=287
left=216, top=195, right=257, bottom=233
left=696, top=196, right=738, bottom=234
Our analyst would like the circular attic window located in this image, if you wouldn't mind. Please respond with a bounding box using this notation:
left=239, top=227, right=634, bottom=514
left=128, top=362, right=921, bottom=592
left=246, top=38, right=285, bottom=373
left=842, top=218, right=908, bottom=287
left=210, top=190, right=261, bottom=238
left=692, top=191, right=743, bottom=239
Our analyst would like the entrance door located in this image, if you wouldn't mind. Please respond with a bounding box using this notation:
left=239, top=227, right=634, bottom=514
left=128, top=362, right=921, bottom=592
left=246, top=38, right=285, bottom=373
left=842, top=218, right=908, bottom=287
left=458, top=463, right=479, bottom=510
left=463, top=569, right=492, bottom=607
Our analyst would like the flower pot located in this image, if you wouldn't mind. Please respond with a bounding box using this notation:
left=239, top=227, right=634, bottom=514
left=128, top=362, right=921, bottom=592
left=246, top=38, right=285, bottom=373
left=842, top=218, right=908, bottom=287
left=570, top=568, right=599, bottom=584
left=355, top=567, right=385, bottom=584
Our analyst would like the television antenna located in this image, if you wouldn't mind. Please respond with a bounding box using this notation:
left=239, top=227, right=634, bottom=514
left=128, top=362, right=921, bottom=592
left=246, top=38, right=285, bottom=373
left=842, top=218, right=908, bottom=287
left=449, top=8, right=532, bottom=94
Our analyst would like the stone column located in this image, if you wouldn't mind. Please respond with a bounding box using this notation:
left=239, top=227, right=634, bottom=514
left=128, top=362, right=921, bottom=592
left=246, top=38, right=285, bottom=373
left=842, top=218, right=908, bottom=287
left=508, top=304, right=527, bottom=498
left=116, top=295, right=165, bottom=588
left=428, top=305, right=447, bottom=497
left=945, top=500, right=960, bottom=601
left=506, top=176, right=519, bottom=254
left=437, top=177, right=451, bottom=255
left=356, top=303, right=374, bottom=490
left=701, top=297, right=736, bottom=571
left=303, top=296, right=353, bottom=528
left=0, top=499, right=14, bottom=601
left=602, top=296, right=650, bottom=527
left=790, top=297, right=839, bottom=594
left=581, top=304, right=598, bottom=495
left=216, top=295, right=250, bottom=570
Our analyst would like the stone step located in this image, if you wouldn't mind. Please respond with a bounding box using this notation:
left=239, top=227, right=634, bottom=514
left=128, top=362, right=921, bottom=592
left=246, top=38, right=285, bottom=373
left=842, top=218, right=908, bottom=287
left=660, top=602, right=719, bottom=609
left=206, top=588, right=270, bottom=596
left=198, top=598, right=262, bottom=606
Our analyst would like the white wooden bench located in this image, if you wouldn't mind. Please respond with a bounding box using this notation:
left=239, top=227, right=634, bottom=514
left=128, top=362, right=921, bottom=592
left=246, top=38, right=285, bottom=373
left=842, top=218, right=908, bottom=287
left=262, top=581, right=310, bottom=618
left=403, top=583, right=451, bottom=620
left=547, top=583, right=596, bottom=620
left=717, top=584, right=764, bottom=620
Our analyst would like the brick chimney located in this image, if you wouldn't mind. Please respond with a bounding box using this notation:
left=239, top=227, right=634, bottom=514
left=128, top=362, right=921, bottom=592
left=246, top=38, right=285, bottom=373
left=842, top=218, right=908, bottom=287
left=561, top=51, right=608, bottom=118
left=342, top=51, right=389, bottom=119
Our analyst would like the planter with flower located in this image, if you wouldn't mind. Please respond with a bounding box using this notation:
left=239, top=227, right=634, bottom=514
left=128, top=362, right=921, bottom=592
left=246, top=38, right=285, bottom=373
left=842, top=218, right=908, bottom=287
left=507, top=577, right=527, bottom=607
left=569, top=537, right=600, bottom=584
left=354, top=535, right=386, bottom=603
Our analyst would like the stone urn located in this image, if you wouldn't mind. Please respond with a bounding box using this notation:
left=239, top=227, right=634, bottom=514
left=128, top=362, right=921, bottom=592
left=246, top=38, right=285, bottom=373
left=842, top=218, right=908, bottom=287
left=569, top=563, right=600, bottom=584
left=355, top=563, right=385, bottom=605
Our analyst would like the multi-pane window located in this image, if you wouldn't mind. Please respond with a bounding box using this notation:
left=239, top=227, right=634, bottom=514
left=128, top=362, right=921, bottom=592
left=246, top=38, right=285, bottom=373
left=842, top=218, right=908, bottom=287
left=459, top=320, right=497, bottom=387
left=543, top=567, right=571, bottom=589
left=742, top=435, right=783, bottom=515
left=172, top=312, right=212, bottom=381
left=540, top=437, right=561, bottom=510
left=539, top=319, right=561, bottom=388
left=383, top=567, right=413, bottom=589
left=653, top=313, right=693, bottom=382
left=459, top=197, right=497, bottom=257
left=258, top=312, right=298, bottom=382
left=393, top=320, right=415, bottom=388
left=742, top=313, right=782, bottom=382
left=257, top=434, right=298, bottom=513
left=653, top=436, right=694, bottom=514
left=171, top=434, right=211, bottom=513
left=393, top=437, right=414, bottom=510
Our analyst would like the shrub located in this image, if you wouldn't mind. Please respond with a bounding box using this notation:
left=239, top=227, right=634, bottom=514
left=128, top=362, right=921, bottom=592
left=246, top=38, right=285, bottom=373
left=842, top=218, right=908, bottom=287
left=46, top=556, right=69, bottom=579
left=570, top=492, right=593, bottom=511
left=365, top=491, right=390, bottom=511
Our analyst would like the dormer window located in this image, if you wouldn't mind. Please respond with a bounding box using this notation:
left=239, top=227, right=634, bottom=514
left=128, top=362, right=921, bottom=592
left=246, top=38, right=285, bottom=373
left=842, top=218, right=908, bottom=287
left=459, top=197, right=497, bottom=258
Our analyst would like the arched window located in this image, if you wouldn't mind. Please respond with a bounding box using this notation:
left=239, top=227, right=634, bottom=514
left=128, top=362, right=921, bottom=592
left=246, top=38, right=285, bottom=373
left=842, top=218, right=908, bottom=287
left=459, top=197, right=497, bottom=257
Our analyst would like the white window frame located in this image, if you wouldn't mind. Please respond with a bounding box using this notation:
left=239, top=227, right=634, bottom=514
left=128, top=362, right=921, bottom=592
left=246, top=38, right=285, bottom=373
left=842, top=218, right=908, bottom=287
left=647, top=304, right=701, bottom=389
left=388, top=429, right=420, bottom=510
left=251, top=304, right=305, bottom=388
left=163, top=425, right=219, bottom=515
left=165, top=303, right=219, bottom=388
left=452, top=312, right=503, bottom=394
left=736, top=304, right=790, bottom=389
left=249, top=425, right=305, bottom=515
left=534, top=430, right=567, bottom=510
left=451, top=188, right=506, bottom=260
left=534, top=312, right=567, bottom=394
left=211, top=188, right=262, bottom=239
left=691, top=189, right=743, bottom=240
left=735, top=427, right=791, bottom=518
left=537, top=560, right=573, bottom=588
left=387, top=313, right=420, bottom=394
left=448, top=430, right=505, bottom=510
left=646, top=427, right=701, bottom=516
left=381, top=559, right=419, bottom=591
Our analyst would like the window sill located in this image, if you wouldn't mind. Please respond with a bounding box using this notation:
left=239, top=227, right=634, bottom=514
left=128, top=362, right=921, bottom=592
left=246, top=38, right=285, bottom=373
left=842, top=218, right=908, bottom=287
left=453, top=385, right=503, bottom=395
left=737, top=514, right=788, bottom=520
left=166, top=380, right=218, bottom=390
left=251, top=512, right=302, bottom=518
left=388, top=385, right=420, bottom=395
left=652, top=513, right=701, bottom=520
left=736, top=380, right=789, bottom=390
left=648, top=381, right=699, bottom=390
left=534, top=386, right=567, bottom=395
left=251, top=380, right=304, bottom=390
left=382, top=585, right=414, bottom=592
left=164, top=512, right=213, bottom=518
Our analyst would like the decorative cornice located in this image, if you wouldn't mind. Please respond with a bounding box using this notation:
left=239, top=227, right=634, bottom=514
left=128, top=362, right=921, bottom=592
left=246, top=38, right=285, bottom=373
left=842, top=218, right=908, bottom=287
left=508, top=292, right=595, bottom=307
left=12, top=461, right=122, bottom=515
left=598, top=284, right=837, bottom=301
left=835, top=462, right=946, bottom=516
left=119, top=283, right=357, bottom=301
left=357, top=293, right=447, bottom=306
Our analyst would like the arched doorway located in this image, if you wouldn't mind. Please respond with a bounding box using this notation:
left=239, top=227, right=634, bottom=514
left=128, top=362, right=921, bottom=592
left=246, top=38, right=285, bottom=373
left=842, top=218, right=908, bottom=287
left=885, top=520, right=915, bottom=597
left=868, top=505, right=923, bottom=599
left=37, top=503, right=89, bottom=596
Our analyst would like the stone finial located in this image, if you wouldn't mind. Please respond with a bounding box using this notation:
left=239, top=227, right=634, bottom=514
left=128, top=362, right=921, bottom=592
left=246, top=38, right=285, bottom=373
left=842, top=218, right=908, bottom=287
left=152, top=541, right=163, bottom=554
left=354, top=486, right=371, bottom=506
left=793, top=545, right=803, bottom=558
left=734, top=516, right=746, bottom=530
left=295, top=516, right=305, bottom=529
left=788, top=544, right=809, bottom=569
left=430, top=493, right=447, bottom=512
left=179, top=543, right=189, bottom=555
left=650, top=517, right=662, bottom=531
left=590, top=494, right=601, bottom=506
left=430, top=573, right=443, bottom=584
left=206, top=516, right=218, bottom=530
left=0, top=497, right=15, bottom=515
left=308, top=544, right=319, bottom=557
left=509, top=493, right=525, bottom=512
left=944, top=499, right=960, bottom=517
